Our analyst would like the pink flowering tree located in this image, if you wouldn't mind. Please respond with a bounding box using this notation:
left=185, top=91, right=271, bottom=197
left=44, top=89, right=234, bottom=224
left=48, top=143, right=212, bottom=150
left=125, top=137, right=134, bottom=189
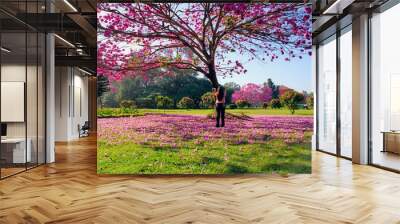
left=232, top=83, right=272, bottom=106
left=261, top=85, right=274, bottom=103
left=97, top=3, right=312, bottom=87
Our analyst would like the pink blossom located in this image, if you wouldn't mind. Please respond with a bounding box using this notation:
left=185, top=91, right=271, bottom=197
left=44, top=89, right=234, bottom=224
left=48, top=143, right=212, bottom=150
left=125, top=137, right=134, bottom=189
left=97, top=3, right=312, bottom=84
left=98, top=114, right=313, bottom=146
left=232, top=83, right=272, bottom=106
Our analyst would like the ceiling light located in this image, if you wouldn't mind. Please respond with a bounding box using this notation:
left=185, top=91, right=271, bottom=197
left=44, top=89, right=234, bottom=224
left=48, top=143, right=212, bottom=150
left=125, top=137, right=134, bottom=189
left=63, top=0, right=78, bottom=12
left=323, top=0, right=355, bottom=15
left=1, top=47, right=11, bottom=53
left=54, top=34, right=75, bottom=48
left=76, top=49, right=84, bottom=55
left=78, top=68, right=93, bottom=76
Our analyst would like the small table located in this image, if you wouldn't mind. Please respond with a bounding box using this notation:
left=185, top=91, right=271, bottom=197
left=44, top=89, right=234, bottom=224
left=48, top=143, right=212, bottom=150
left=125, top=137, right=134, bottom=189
left=381, top=131, right=400, bottom=155
left=1, top=138, right=31, bottom=164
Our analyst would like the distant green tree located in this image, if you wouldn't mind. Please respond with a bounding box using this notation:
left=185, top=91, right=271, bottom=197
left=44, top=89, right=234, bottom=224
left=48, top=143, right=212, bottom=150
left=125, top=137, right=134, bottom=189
left=120, top=100, right=136, bottom=109
left=200, top=92, right=216, bottom=108
left=177, top=97, right=195, bottom=109
left=109, top=68, right=212, bottom=109
left=306, top=94, right=314, bottom=109
left=154, top=70, right=212, bottom=108
left=118, top=76, right=148, bottom=102
left=224, top=82, right=240, bottom=105
left=280, top=90, right=304, bottom=114
left=147, top=93, right=161, bottom=101
left=269, top=99, right=282, bottom=109
left=136, top=97, right=156, bottom=108
left=266, top=78, right=279, bottom=99
left=97, top=75, right=110, bottom=108
left=228, top=104, right=237, bottom=109
left=156, top=96, right=174, bottom=112
left=103, top=92, right=119, bottom=108
left=97, top=75, right=110, bottom=98
left=119, top=100, right=137, bottom=114
left=236, top=100, right=251, bottom=108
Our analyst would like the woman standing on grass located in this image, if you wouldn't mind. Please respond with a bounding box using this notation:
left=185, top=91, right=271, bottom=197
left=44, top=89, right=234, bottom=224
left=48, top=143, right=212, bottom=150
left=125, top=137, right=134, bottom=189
left=214, top=86, right=226, bottom=128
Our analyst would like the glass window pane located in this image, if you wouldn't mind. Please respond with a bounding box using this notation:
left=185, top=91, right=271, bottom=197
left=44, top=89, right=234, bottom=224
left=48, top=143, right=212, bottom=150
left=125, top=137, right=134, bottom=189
left=1, top=31, right=27, bottom=177
left=318, top=36, right=337, bottom=154
left=371, top=4, right=400, bottom=171
left=340, top=28, right=352, bottom=158
left=27, top=31, right=38, bottom=169
left=38, top=33, right=45, bottom=165
left=0, top=0, right=46, bottom=179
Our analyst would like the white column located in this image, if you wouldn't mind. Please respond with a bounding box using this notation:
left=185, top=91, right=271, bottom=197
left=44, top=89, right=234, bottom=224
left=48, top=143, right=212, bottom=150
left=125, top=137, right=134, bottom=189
left=352, top=14, right=369, bottom=164
left=46, top=33, right=55, bottom=163
left=312, top=45, right=317, bottom=150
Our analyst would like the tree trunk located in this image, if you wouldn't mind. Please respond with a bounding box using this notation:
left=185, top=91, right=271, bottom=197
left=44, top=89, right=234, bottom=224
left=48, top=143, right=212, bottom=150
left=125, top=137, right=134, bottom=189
left=207, top=64, right=219, bottom=88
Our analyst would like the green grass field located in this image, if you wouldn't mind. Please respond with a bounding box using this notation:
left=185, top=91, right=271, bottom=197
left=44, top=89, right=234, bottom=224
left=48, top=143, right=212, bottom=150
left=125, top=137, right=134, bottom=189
left=139, top=108, right=313, bottom=116
left=97, top=109, right=313, bottom=174
left=97, top=107, right=313, bottom=117
left=98, top=138, right=311, bottom=175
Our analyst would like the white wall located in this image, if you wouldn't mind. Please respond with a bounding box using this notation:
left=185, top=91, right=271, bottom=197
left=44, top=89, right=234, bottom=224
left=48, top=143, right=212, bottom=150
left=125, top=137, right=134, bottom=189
left=71, top=73, right=89, bottom=138
left=55, top=66, right=70, bottom=141
left=55, top=67, right=89, bottom=141
left=1, top=63, right=46, bottom=164
left=1, top=65, right=26, bottom=139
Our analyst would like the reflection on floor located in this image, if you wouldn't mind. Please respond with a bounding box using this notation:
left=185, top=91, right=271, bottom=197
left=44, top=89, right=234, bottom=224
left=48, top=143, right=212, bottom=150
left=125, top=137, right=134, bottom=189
left=373, top=151, right=400, bottom=171
left=0, top=163, right=43, bottom=178
left=0, top=167, right=25, bottom=178
left=0, top=135, right=400, bottom=223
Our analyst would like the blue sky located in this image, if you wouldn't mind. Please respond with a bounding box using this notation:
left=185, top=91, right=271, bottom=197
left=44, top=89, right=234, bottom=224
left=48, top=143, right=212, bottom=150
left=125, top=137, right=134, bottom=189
left=217, top=54, right=312, bottom=92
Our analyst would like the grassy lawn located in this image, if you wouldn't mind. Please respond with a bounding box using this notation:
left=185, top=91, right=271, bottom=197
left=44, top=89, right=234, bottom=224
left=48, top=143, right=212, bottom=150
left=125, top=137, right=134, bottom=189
left=97, top=114, right=313, bottom=175
left=139, top=108, right=313, bottom=116
left=98, top=107, right=313, bottom=117
left=98, top=138, right=311, bottom=175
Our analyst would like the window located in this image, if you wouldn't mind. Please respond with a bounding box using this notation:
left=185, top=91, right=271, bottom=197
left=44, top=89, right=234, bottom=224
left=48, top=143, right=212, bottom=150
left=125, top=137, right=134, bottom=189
left=317, top=35, right=337, bottom=154
left=339, top=27, right=352, bottom=158
left=370, top=3, right=400, bottom=171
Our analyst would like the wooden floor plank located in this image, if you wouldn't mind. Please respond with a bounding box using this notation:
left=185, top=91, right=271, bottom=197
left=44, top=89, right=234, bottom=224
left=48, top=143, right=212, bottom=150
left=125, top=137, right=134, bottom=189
left=0, top=135, right=399, bottom=223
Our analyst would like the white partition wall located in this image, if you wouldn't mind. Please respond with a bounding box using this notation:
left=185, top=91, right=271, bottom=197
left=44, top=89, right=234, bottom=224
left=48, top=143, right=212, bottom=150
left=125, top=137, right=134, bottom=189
left=55, top=67, right=89, bottom=141
left=1, top=82, right=25, bottom=122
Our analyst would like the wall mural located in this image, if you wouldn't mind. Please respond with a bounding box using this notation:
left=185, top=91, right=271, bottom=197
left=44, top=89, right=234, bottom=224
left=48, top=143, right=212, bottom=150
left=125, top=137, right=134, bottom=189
left=96, top=2, right=313, bottom=174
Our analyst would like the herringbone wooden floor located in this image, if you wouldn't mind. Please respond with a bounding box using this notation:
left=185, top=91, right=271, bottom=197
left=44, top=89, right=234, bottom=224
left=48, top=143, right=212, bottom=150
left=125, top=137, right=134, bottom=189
left=1, top=135, right=400, bottom=224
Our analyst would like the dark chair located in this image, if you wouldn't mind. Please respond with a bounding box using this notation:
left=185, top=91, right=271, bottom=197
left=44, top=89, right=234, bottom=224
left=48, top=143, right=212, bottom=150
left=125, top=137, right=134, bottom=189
left=79, top=121, right=90, bottom=138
